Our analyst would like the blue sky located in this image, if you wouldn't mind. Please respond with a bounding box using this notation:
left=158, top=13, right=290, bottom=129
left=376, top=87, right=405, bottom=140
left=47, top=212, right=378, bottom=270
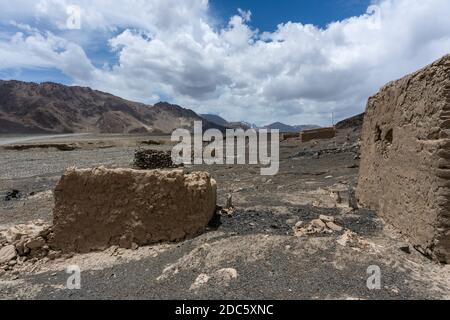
left=1, top=0, right=450, bottom=125
left=210, top=0, right=372, bottom=31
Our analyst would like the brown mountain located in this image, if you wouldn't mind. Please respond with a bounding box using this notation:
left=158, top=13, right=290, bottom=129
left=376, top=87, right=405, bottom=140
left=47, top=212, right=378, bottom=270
left=0, top=80, right=222, bottom=134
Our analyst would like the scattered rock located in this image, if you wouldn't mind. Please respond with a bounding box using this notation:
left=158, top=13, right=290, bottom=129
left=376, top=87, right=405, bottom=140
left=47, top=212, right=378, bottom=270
left=0, top=222, right=53, bottom=268
left=3, top=223, right=48, bottom=243
left=0, top=245, right=17, bottom=265
left=25, top=237, right=46, bottom=250
left=214, top=268, right=238, bottom=287
left=319, top=215, right=335, bottom=223
left=15, top=237, right=30, bottom=256
left=294, top=216, right=344, bottom=237
left=311, top=219, right=326, bottom=229
left=337, top=230, right=371, bottom=250
left=47, top=250, right=61, bottom=260
left=291, top=143, right=360, bottom=159
left=294, top=221, right=304, bottom=229
left=189, top=268, right=238, bottom=291
left=190, top=274, right=211, bottom=291
left=0, top=235, right=6, bottom=246
left=326, top=222, right=343, bottom=232
left=400, top=245, right=412, bottom=254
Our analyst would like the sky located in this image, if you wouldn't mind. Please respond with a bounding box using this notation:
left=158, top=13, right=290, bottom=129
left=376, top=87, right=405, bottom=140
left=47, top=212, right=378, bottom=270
left=0, top=0, right=450, bottom=126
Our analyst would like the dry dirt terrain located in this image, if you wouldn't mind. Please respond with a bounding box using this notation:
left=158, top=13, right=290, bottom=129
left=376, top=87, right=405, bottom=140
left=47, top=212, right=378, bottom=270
left=0, top=130, right=449, bottom=300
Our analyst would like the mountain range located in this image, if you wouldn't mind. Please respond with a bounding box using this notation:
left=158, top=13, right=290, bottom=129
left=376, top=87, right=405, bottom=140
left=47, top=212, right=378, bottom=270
left=0, top=80, right=324, bottom=135
left=201, top=115, right=319, bottom=133
left=0, top=80, right=223, bottom=134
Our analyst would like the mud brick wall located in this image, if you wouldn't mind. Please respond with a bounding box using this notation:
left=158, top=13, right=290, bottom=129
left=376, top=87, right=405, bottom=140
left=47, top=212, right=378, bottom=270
left=357, top=55, right=450, bottom=263
left=300, top=127, right=336, bottom=143
left=51, top=167, right=217, bottom=253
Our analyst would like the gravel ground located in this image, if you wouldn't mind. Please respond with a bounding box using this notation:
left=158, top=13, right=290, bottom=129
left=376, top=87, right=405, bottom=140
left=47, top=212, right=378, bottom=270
left=0, top=132, right=449, bottom=300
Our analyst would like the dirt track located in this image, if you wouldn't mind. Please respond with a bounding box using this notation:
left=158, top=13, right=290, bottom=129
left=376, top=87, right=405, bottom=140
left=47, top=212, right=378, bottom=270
left=1, top=131, right=449, bottom=300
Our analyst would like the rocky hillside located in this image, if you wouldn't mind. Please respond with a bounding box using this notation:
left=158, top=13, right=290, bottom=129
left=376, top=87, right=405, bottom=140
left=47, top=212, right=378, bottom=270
left=200, top=114, right=229, bottom=127
left=0, top=80, right=221, bottom=134
left=335, top=113, right=365, bottom=130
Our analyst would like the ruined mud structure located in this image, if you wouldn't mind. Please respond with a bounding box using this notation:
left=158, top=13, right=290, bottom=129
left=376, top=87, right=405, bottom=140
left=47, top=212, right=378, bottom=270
left=357, top=55, right=450, bottom=263
left=300, top=127, right=336, bottom=143
left=51, top=167, right=217, bottom=253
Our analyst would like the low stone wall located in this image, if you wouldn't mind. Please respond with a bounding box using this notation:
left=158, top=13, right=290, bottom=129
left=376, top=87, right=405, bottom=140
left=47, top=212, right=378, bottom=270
left=357, top=55, right=450, bottom=263
left=134, top=149, right=182, bottom=170
left=50, top=167, right=217, bottom=253
left=300, top=127, right=336, bottom=143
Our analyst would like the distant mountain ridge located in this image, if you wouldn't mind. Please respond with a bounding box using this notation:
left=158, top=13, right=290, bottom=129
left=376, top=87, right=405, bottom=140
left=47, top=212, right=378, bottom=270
left=0, top=80, right=362, bottom=135
left=201, top=114, right=320, bottom=133
left=335, top=113, right=365, bottom=129
left=200, top=114, right=229, bottom=127
left=263, top=122, right=320, bottom=133
left=0, top=80, right=222, bottom=134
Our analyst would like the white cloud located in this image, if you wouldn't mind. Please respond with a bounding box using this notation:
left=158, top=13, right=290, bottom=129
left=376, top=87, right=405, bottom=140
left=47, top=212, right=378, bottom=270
left=1, top=0, right=450, bottom=125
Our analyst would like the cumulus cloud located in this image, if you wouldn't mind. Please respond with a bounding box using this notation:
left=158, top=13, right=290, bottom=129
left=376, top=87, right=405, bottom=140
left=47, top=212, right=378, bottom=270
left=1, top=0, right=450, bottom=125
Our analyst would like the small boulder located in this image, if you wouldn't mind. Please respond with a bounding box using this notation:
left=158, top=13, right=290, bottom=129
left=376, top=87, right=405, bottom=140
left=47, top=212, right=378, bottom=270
left=326, top=221, right=343, bottom=232
left=25, top=237, right=46, bottom=250
left=0, top=245, right=17, bottom=265
left=311, top=219, right=326, bottom=229
left=319, top=215, right=335, bottom=223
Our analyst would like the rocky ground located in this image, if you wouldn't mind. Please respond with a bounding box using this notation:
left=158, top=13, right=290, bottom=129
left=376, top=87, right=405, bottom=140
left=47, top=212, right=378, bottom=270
left=0, top=130, right=449, bottom=300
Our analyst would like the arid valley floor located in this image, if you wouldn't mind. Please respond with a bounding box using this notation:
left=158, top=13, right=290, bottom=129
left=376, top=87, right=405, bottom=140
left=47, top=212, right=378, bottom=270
left=1, top=129, right=449, bottom=300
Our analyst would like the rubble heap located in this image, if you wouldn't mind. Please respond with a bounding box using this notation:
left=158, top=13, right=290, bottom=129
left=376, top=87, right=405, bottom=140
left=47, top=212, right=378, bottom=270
left=0, top=221, right=56, bottom=271
left=293, top=215, right=344, bottom=237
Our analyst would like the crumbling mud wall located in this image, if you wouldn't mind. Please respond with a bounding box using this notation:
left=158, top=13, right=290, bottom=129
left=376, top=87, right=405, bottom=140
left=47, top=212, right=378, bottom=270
left=300, top=127, right=336, bottom=143
left=357, top=55, right=450, bottom=263
left=51, top=167, right=217, bottom=253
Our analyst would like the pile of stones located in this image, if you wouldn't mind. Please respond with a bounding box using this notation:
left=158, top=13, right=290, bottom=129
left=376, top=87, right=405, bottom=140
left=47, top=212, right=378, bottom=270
left=134, top=149, right=183, bottom=170
left=4, top=190, right=22, bottom=201
left=293, top=215, right=344, bottom=237
left=0, top=221, right=59, bottom=274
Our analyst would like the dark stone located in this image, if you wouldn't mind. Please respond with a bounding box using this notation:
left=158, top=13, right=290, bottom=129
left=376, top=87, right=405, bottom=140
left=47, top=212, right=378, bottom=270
left=5, top=190, right=21, bottom=201
left=400, top=246, right=412, bottom=254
